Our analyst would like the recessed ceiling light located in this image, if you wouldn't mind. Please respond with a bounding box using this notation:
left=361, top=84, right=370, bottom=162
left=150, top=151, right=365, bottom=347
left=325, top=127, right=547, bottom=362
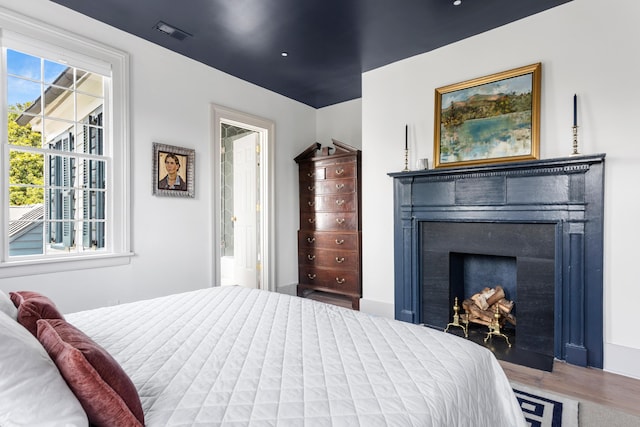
left=453, top=0, right=462, bottom=5
left=281, top=52, right=289, bottom=57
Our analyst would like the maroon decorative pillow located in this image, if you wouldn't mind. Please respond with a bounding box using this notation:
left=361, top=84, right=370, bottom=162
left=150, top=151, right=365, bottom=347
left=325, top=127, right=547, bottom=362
left=9, top=291, right=65, bottom=336
left=36, top=318, right=145, bottom=427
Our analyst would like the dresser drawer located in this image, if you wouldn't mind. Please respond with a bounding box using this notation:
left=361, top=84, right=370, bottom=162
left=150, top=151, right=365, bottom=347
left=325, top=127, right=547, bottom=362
left=300, top=193, right=357, bottom=213
left=299, top=165, right=325, bottom=181
left=300, top=178, right=356, bottom=196
left=298, top=231, right=359, bottom=250
left=300, top=212, right=358, bottom=231
left=298, top=266, right=360, bottom=293
left=299, top=161, right=357, bottom=182
left=324, top=162, right=356, bottom=180
left=298, top=249, right=359, bottom=270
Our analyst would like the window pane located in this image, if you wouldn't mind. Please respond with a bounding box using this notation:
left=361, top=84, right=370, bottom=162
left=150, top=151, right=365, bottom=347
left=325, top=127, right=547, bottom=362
left=8, top=195, right=44, bottom=256
left=80, top=189, right=105, bottom=219
left=9, top=149, right=44, bottom=188
left=77, top=93, right=102, bottom=119
left=79, top=159, right=106, bottom=189
left=7, top=49, right=41, bottom=80
left=44, top=60, right=69, bottom=85
left=7, top=76, right=42, bottom=115
left=77, top=70, right=103, bottom=97
left=48, top=154, right=77, bottom=188
left=43, top=123, right=74, bottom=151
left=47, top=221, right=76, bottom=251
left=44, top=87, right=74, bottom=121
left=9, top=220, right=45, bottom=256
left=81, top=220, right=105, bottom=250
left=8, top=110, right=43, bottom=148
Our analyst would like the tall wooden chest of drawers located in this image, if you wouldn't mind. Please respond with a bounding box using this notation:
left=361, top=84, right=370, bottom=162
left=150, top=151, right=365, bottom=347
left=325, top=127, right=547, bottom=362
left=294, top=140, right=362, bottom=310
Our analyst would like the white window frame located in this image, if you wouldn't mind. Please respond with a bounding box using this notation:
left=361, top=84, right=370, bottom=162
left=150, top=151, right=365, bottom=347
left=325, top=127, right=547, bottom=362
left=0, top=8, right=132, bottom=278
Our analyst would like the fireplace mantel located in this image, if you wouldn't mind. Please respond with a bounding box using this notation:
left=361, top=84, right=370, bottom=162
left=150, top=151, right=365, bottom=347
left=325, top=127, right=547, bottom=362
left=388, top=154, right=605, bottom=368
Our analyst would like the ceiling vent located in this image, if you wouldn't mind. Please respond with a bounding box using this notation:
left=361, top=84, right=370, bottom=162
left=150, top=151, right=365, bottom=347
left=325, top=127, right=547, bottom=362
left=154, top=21, right=192, bottom=41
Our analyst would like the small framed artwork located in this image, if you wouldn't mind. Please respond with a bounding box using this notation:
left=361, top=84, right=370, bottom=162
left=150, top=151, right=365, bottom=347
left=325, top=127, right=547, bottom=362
left=433, top=62, right=541, bottom=168
left=152, top=142, right=195, bottom=198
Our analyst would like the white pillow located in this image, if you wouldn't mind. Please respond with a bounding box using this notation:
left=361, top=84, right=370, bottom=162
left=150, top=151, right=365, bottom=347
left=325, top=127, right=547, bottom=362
left=0, top=310, right=88, bottom=427
left=0, top=289, right=17, bottom=320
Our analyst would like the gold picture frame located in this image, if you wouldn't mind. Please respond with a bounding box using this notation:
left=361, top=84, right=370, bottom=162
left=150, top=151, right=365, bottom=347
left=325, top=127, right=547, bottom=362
left=434, top=63, right=541, bottom=168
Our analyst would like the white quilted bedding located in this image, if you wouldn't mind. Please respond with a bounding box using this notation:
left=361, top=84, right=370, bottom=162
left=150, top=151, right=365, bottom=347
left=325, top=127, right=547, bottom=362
left=67, top=286, right=525, bottom=426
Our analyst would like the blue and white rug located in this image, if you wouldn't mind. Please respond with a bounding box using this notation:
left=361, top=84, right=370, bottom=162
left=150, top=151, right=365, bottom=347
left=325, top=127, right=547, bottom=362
left=511, top=382, right=579, bottom=427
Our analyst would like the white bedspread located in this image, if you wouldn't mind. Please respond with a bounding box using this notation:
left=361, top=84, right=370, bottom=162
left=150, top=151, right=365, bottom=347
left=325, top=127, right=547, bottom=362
left=67, top=286, right=525, bottom=426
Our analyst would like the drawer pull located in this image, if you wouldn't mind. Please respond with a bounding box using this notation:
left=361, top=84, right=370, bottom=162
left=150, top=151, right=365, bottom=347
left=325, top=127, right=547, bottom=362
left=335, top=277, right=346, bottom=284
left=335, top=183, right=345, bottom=190
left=335, top=239, right=345, bottom=245
left=335, top=257, right=345, bottom=263
left=307, top=237, right=316, bottom=243
left=336, top=218, right=345, bottom=225
left=307, top=171, right=315, bottom=178
left=308, top=218, right=316, bottom=224
left=308, top=201, right=315, bottom=207
left=307, top=185, right=315, bottom=191
left=335, top=168, right=345, bottom=176
left=335, top=199, right=345, bottom=206
left=307, top=273, right=316, bottom=280
left=307, top=254, right=316, bottom=261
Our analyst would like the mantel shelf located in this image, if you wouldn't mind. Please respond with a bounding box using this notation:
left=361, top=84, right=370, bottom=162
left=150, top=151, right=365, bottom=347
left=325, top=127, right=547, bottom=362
left=388, top=153, right=606, bottom=179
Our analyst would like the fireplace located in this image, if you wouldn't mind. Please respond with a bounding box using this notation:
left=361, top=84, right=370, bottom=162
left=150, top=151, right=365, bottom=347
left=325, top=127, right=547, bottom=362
left=389, top=154, right=605, bottom=368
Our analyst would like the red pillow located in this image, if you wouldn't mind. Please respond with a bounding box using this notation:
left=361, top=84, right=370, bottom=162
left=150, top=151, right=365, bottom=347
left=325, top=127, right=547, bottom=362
left=36, top=318, right=145, bottom=427
left=9, top=291, right=65, bottom=336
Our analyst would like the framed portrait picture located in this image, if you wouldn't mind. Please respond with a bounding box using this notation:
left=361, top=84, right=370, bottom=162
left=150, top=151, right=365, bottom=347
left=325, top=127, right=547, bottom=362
left=152, top=142, right=195, bottom=198
left=433, top=63, right=541, bottom=168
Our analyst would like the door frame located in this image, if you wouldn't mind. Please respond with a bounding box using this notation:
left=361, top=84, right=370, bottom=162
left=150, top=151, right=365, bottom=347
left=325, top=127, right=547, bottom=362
left=211, top=104, right=275, bottom=291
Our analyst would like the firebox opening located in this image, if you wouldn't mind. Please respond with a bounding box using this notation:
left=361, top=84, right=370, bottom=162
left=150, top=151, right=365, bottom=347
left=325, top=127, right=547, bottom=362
left=450, top=252, right=517, bottom=321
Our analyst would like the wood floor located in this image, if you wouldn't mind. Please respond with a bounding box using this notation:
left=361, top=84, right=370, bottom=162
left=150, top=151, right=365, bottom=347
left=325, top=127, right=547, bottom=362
left=500, top=359, right=640, bottom=417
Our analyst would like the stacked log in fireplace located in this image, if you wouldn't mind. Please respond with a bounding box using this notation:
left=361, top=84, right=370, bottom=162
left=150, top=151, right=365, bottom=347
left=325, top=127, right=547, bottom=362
left=461, top=286, right=516, bottom=328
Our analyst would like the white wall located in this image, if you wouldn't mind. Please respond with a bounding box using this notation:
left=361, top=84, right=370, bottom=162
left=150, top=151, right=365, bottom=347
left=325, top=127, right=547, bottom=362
left=0, top=0, right=314, bottom=313
left=316, top=99, right=362, bottom=149
left=361, top=0, right=640, bottom=378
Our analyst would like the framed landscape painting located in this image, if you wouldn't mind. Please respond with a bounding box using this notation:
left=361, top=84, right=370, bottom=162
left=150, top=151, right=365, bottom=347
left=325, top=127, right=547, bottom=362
left=433, top=63, right=541, bottom=168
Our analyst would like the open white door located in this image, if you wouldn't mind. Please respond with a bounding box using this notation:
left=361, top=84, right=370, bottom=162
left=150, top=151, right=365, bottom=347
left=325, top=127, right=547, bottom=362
left=232, top=132, right=258, bottom=288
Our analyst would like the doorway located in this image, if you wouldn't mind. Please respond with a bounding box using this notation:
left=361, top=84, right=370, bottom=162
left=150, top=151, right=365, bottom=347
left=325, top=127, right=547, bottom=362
left=212, top=105, right=275, bottom=291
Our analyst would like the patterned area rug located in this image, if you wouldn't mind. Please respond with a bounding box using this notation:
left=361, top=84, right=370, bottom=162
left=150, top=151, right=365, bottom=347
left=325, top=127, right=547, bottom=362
left=511, top=382, right=579, bottom=427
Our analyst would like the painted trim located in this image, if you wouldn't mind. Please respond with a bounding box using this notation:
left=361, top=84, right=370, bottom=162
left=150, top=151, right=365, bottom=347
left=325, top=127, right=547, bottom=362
left=210, top=104, right=275, bottom=292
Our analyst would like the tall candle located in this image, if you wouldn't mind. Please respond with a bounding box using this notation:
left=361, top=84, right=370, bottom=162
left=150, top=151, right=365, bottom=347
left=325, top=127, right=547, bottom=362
left=573, top=94, right=577, bottom=127
left=405, top=125, right=408, bottom=150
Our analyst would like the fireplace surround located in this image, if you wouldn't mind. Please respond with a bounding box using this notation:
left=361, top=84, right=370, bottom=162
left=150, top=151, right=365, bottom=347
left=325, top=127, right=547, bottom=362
left=389, top=154, right=605, bottom=368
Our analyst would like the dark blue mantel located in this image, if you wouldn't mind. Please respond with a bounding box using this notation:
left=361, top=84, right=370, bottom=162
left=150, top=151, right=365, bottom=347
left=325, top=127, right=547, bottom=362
left=388, top=154, right=605, bottom=368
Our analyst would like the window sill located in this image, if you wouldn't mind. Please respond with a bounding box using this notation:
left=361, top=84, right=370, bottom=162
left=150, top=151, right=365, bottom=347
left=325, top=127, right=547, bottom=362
left=0, top=252, right=134, bottom=279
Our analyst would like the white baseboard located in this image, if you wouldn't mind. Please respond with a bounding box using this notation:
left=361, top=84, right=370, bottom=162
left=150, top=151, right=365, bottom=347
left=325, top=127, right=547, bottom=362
left=604, top=343, right=640, bottom=380
left=359, top=297, right=395, bottom=319
left=277, top=283, right=297, bottom=296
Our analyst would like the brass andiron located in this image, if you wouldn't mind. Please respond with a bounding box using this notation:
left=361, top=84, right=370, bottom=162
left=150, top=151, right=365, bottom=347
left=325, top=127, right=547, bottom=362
left=444, top=297, right=468, bottom=338
left=484, top=305, right=512, bottom=347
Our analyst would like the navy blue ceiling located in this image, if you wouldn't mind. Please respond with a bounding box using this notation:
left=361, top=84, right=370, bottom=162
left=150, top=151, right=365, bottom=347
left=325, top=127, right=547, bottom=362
left=50, top=0, right=571, bottom=108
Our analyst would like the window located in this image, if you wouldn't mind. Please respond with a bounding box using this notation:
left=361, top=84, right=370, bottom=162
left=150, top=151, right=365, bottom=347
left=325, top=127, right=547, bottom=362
left=1, top=9, right=131, bottom=276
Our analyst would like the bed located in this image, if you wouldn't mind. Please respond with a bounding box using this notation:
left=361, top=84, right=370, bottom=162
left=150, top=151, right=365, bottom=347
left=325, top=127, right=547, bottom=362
left=1, top=286, right=525, bottom=426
